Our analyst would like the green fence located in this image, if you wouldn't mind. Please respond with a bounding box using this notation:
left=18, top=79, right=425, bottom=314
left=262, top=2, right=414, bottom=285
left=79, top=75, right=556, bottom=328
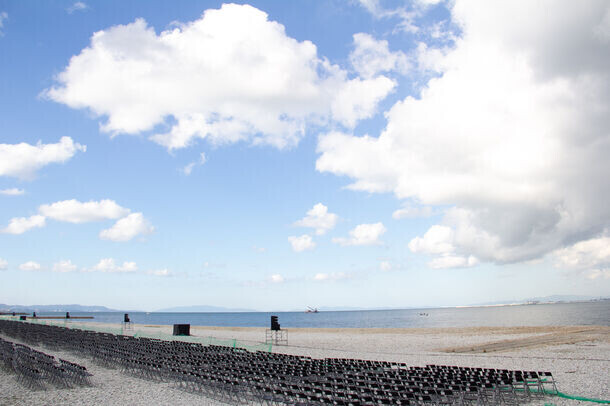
left=2, top=316, right=271, bottom=353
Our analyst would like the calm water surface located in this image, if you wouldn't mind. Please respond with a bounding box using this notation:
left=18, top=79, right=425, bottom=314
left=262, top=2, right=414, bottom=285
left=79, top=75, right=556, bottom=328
left=50, top=301, right=609, bottom=328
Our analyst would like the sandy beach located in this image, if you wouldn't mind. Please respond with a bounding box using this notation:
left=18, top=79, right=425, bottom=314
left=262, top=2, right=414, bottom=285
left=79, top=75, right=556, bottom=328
left=1, top=322, right=608, bottom=405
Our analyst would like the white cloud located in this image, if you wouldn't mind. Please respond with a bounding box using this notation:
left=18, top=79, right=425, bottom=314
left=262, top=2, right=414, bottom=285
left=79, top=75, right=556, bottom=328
left=408, top=224, right=479, bottom=269
left=294, top=203, right=338, bottom=235
left=53, top=260, right=77, bottom=273
left=39, top=199, right=130, bottom=223
left=181, top=162, right=196, bottom=176
left=585, top=269, right=610, bottom=280
left=146, top=269, right=171, bottom=277
left=313, top=272, right=350, bottom=282
left=91, top=258, right=137, bottom=273
left=182, top=152, right=207, bottom=175
left=380, top=260, right=392, bottom=271
left=0, top=188, right=24, bottom=196
left=553, top=236, right=610, bottom=271
left=19, top=261, right=41, bottom=271
left=356, top=0, right=419, bottom=33
left=99, top=213, right=154, bottom=242
left=288, top=234, right=316, bottom=252
left=408, top=225, right=455, bottom=255
left=45, top=4, right=393, bottom=151
left=0, top=137, right=86, bottom=180
left=333, top=222, right=386, bottom=246
left=318, top=0, right=610, bottom=265
left=392, top=204, right=434, bottom=219
left=269, top=274, right=284, bottom=283
left=0, top=11, right=7, bottom=36
left=1, top=215, right=46, bottom=235
left=67, top=2, right=88, bottom=14
left=0, top=258, right=7, bottom=270
left=428, top=255, right=478, bottom=269
left=350, top=33, right=410, bottom=78
left=330, top=76, right=395, bottom=128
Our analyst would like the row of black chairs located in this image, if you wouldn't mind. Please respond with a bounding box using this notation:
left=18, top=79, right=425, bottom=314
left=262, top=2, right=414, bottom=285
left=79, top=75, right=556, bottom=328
left=0, top=336, right=92, bottom=389
left=0, top=319, right=557, bottom=404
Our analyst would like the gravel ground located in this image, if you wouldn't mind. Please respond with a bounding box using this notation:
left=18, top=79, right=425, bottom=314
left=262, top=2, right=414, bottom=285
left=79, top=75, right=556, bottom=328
left=0, top=324, right=608, bottom=405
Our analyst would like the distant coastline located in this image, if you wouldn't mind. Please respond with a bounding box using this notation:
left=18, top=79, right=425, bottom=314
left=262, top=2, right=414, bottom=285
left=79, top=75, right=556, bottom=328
left=2, top=296, right=608, bottom=314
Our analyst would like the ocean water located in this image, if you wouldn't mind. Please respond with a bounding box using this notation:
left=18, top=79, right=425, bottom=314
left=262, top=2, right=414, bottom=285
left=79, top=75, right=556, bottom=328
left=46, top=301, right=609, bottom=329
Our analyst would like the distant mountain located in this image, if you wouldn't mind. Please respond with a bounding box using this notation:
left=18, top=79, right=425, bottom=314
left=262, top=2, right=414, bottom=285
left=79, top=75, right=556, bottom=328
left=470, top=295, right=608, bottom=307
left=523, top=295, right=608, bottom=303
left=156, top=305, right=257, bottom=313
left=0, top=304, right=122, bottom=313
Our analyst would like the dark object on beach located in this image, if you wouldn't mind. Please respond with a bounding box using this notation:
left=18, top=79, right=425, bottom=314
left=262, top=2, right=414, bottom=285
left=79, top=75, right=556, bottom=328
left=270, top=315, right=280, bottom=331
left=19, top=316, right=26, bottom=321
left=173, top=324, right=190, bottom=336
left=124, top=313, right=130, bottom=323
left=66, top=312, right=70, bottom=319
left=32, top=312, right=36, bottom=318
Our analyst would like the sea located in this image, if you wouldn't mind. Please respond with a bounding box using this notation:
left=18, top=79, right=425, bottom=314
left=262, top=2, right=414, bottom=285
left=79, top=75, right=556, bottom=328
left=36, top=301, right=609, bottom=329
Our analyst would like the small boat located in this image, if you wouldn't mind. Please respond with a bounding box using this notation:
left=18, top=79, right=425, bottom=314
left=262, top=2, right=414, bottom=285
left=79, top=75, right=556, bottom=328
left=419, top=312, right=429, bottom=316
left=305, top=306, right=319, bottom=313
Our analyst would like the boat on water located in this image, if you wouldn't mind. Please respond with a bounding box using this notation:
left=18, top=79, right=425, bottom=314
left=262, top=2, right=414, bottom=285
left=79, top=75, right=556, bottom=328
left=305, top=306, right=319, bottom=313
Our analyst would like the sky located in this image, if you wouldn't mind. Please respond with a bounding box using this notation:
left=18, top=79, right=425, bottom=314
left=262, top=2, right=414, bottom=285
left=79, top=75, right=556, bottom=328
left=0, top=0, right=609, bottom=311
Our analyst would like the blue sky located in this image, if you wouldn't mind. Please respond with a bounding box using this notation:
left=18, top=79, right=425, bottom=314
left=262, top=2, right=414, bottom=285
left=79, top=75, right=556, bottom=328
left=1, top=0, right=609, bottom=311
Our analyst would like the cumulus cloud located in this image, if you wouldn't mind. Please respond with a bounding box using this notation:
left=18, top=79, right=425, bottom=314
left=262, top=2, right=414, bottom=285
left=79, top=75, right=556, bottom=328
left=99, top=213, right=154, bottom=242
left=0, top=137, right=86, bottom=180
left=553, top=236, right=610, bottom=280
left=39, top=199, right=130, bottom=223
left=313, top=272, right=350, bottom=282
left=408, top=224, right=479, bottom=269
left=0, top=258, right=7, bottom=270
left=53, top=260, right=77, bottom=273
left=1, top=215, right=46, bottom=235
left=294, top=203, right=338, bottom=235
left=350, top=33, right=410, bottom=78
left=19, top=261, right=41, bottom=271
left=45, top=4, right=394, bottom=151
left=2, top=199, right=150, bottom=240
left=91, top=258, right=138, bottom=273
left=0, top=188, right=24, bottom=196
left=318, top=0, right=610, bottom=265
left=408, top=225, right=455, bottom=255
left=333, top=222, right=386, bottom=246
left=330, top=76, right=395, bottom=128
left=288, top=234, right=316, bottom=252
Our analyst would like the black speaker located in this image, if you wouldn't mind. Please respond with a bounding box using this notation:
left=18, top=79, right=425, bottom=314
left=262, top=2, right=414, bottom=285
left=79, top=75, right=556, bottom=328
left=124, top=313, right=130, bottom=323
left=19, top=316, right=26, bottom=320
left=270, top=315, right=280, bottom=331
left=66, top=312, right=70, bottom=319
left=173, top=324, right=190, bottom=336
